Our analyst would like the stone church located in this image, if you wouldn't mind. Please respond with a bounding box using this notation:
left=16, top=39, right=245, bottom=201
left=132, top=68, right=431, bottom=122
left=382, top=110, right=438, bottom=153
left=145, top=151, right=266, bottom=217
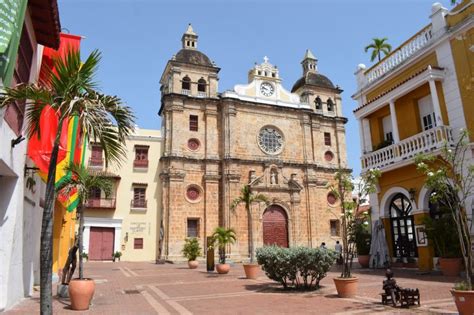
left=159, top=25, right=348, bottom=261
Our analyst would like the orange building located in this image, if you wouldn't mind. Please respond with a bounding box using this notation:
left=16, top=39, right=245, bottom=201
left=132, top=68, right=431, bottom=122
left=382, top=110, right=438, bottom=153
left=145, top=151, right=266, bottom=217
left=352, top=1, right=473, bottom=271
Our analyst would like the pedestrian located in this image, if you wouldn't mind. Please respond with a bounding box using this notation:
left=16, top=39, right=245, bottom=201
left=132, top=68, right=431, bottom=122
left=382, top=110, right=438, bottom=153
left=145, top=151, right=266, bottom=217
left=320, top=242, right=327, bottom=249
left=335, top=241, right=342, bottom=264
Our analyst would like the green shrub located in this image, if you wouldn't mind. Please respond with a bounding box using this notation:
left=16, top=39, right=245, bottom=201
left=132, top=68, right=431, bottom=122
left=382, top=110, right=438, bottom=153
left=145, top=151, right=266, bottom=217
left=256, top=246, right=337, bottom=290
left=182, top=238, right=202, bottom=261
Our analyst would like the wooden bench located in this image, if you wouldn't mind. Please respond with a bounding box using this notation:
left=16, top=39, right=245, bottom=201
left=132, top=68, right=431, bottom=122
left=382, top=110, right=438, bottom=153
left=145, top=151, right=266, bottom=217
left=400, top=289, right=420, bottom=308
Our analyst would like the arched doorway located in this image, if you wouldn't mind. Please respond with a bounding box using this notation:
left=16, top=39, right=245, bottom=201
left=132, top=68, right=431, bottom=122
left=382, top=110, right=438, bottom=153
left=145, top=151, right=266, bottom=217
left=390, top=193, right=418, bottom=259
left=263, top=205, right=288, bottom=247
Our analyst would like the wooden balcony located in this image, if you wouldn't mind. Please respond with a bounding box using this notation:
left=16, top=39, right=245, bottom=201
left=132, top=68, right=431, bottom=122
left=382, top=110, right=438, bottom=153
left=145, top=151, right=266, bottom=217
left=133, top=159, right=149, bottom=168
left=89, top=158, right=103, bottom=167
left=131, top=199, right=147, bottom=209
left=86, top=198, right=116, bottom=209
left=361, top=125, right=454, bottom=172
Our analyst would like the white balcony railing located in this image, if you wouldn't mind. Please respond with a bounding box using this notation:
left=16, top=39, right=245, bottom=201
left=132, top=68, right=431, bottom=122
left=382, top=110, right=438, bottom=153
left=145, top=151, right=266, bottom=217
left=365, top=25, right=433, bottom=84
left=361, top=125, right=454, bottom=171
left=197, top=91, right=206, bottom=98
left=181, top=89, right=190, bottom=96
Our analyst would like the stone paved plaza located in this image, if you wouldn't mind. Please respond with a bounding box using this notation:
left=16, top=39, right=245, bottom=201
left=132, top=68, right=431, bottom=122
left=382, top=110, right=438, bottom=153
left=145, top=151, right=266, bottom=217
left=5, top=261, right=459, bottom=314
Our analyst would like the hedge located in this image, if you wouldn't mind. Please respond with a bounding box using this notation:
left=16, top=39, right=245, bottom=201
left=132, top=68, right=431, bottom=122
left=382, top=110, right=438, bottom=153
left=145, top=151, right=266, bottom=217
left=256, top=246, right=336, bottom=290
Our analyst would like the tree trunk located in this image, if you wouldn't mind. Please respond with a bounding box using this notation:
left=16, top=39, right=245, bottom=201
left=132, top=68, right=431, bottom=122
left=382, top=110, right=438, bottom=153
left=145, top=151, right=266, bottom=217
left=77, top=204, right=84, bottom=279
left=40, top=117, right=64, bottom=315
left=247, top=205, right=254, bottom=263
left=40, top=144, right=59, bottom=314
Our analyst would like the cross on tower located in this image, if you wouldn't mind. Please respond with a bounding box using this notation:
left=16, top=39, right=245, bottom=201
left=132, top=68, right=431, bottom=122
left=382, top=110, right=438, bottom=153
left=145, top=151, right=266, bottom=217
left=263, top=56, right=269, bottom=63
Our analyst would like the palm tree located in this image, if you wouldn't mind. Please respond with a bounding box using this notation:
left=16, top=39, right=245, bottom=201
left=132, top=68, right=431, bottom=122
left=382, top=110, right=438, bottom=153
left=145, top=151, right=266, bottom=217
left=230, top=185, right=268, bottom=263
left=212, top=227, right=237, bottom=264
left=56, top=164, right=112, bottom=279
left=364, top=38, right=392, bottom=62
left=0, top=49, right=135, bottom=314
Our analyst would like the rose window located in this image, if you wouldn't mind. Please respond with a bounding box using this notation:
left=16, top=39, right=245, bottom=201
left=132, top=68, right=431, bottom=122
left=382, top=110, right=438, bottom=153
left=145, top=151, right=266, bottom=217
left=257, top=126, right=284, bottom=154
left=186, top=186, right=200, bottom=201
left=187, top=138, right=200, bottom=151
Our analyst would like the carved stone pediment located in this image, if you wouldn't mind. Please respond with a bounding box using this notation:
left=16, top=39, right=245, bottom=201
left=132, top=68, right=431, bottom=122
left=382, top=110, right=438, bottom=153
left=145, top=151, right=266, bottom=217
left=248, top=167, right=302, bottom=193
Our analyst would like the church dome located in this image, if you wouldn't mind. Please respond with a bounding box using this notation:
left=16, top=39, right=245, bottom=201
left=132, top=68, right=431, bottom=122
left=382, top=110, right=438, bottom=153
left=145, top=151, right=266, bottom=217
left=175, top=49, right=213, bottom=67
left=291, top=72, right=336, bottom=92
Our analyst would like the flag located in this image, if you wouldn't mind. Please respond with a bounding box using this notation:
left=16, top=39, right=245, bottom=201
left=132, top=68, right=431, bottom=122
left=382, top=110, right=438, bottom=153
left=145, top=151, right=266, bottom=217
left=27, top=33, right=84, bottom=212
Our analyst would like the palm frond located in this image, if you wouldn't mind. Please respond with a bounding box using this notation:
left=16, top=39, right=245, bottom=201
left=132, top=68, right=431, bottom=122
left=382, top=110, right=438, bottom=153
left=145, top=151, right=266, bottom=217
left=230, top=197, right=244, bottom=211
left=56, top=163, right=113, bottom=204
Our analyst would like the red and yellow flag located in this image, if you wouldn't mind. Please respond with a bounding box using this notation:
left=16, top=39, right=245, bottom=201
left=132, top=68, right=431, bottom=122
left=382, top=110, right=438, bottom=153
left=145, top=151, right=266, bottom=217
left=27, top=33, right=85, bottom=212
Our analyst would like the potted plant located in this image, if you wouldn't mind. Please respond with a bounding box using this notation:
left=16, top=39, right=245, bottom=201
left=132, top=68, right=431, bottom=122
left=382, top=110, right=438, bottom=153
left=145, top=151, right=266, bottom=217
left=422, top=210, right=462, bottom=276
left=355, top=214, right=371, bottom=268
left=212, top=227, right=237, bottom=274
left=230, top=185, right=268, bottom=279
left=416, top=129, right=473, bottom=314
left=328, top=168, right=380, bottom=298
left=182, top=238, right=202, bottom=269
left=112, top=251, right=122, bottom=262
left=57, top=163, right=113, bottom=310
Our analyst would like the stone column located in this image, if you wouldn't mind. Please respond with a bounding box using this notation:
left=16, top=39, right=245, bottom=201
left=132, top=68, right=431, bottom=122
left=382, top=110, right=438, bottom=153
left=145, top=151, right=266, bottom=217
left=205, top=105, right=219, bottom=159
left=204, top=173, right=220, bottom=251
left=165, top=169, right=185, bottom=259
left=428, top=77, right=443, bottom=127
left=301, top=115, right=313, bottom=163
left=389, top=100, right=400, bottom=143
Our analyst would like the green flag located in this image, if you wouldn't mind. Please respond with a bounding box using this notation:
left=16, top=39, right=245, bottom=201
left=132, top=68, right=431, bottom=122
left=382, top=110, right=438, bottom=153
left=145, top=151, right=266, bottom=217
left=0, top=0, right=28, bottom=87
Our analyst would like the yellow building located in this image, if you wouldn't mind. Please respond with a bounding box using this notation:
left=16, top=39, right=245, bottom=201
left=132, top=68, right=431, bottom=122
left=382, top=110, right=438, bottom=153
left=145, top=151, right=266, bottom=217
left=82, top=128, right=162, bottom=262
left=352, top=1, right=473, bottom=271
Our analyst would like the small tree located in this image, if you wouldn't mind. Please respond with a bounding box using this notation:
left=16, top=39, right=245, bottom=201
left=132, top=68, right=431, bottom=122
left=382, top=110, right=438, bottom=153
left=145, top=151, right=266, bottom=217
left=364, top=38, right=392, bottom=62
left=230, top=185, right=268, bottom=263
left=328, top=168, right=380, bottom=278
left=212, top=227, right=237, bottom=264
left=416, top=129, right=473, bottom=289
left=56, top=163, right=112, bottom=279
left=182, top=238, right=202, bottom=261
left=0, top=49, right=134, bottom=314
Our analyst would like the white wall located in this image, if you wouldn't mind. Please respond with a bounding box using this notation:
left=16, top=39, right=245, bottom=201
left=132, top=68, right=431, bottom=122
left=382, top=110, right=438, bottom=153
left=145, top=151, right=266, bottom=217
left=0, top=10, right=44, bottom=311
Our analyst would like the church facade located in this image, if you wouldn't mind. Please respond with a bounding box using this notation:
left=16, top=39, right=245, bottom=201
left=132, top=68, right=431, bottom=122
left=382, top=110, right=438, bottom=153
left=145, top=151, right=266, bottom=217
left=159, top=25, right=348, bottom=261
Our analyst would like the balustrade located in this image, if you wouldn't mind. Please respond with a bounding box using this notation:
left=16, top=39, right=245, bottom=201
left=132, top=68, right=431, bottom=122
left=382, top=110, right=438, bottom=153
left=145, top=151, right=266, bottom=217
left=361, top=125, right=454, bottom=171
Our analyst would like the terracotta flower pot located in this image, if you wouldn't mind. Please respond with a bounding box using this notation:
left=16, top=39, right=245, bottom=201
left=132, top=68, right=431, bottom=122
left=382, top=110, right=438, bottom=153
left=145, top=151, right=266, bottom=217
left=357, top=255, right=370, bottom=268
left=439, top=257, right=462, bottom=276
left=451, top=289, right=474, bottom=315
left=68, top=278, right=95, bottom=310
left=188, top=260, right=199, bottom=269
left=333, top=277, right=358, bottom=298
left=243, top=264, right=259, bottom=279
left=216, top=263, right=230, bottom=274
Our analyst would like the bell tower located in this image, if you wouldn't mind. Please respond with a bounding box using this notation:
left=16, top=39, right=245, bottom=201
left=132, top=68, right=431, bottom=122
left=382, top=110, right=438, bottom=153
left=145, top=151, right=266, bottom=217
left=301, top=49, right=318, bottom=76
left=182, top=24, right=198, bottom=50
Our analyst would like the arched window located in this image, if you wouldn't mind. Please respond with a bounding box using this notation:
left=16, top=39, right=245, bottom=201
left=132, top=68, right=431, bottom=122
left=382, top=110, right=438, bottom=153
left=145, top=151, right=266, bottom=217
left=315, top=96, right=322, bottom=110
left=389, top=193, right=418, bottom=259
left=182, top=76, right=191, bottom=90
left=327, top=98, right=334, bottom=111
left=197, top=78, right=206, bottom=92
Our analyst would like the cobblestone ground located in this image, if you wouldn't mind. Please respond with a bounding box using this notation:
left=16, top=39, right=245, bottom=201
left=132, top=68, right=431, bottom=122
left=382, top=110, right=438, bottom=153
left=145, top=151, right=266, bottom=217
left=5, top=261, right=459, bottom=314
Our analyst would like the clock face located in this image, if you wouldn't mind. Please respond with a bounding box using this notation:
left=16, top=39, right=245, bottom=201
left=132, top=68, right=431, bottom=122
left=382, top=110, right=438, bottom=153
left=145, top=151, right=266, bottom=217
left=260, top=82, right=274, bottom=97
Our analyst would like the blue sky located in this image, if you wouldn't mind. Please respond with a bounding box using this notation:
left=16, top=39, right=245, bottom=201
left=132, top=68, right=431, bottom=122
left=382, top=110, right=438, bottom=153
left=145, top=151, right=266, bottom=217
left=57, top=0, right=452, bottom=175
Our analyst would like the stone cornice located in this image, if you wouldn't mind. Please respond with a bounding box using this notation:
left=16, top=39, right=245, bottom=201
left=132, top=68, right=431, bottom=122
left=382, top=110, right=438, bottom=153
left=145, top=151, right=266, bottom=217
left=160, top=155, right=350, bottom=173
left=160, top=170, right=186, bottom=182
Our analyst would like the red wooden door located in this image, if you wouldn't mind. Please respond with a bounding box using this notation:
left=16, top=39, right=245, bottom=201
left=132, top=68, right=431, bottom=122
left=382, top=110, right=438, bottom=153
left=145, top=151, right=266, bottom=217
left=89, top=227, right=115, bottom=260
left=263, top=205, right=288, bottom=247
